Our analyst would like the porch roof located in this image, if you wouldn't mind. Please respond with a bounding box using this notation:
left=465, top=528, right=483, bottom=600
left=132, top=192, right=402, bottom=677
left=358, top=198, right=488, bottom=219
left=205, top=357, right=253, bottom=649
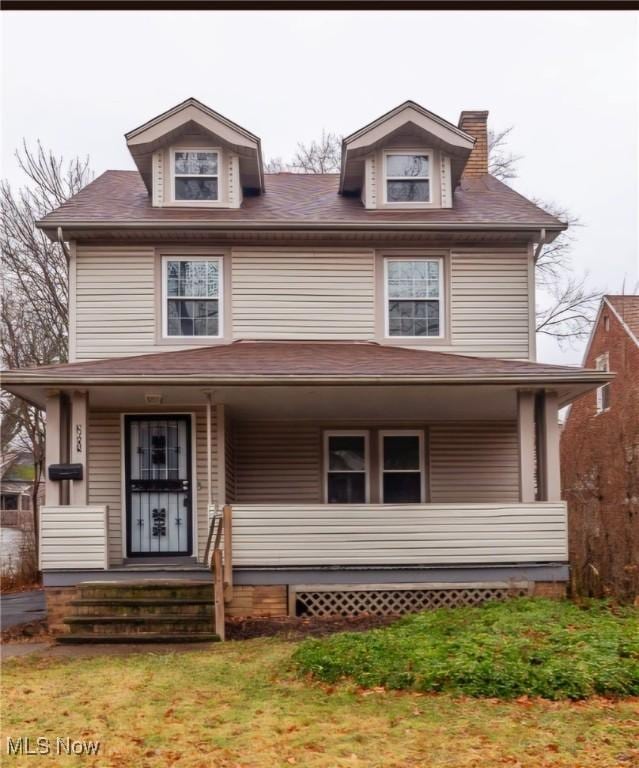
left=2, top=340, right=611, bottom=389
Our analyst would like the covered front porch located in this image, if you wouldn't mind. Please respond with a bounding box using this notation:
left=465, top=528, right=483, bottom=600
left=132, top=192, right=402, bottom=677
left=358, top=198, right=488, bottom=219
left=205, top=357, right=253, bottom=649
left=34, top=379, right=568, bottom=579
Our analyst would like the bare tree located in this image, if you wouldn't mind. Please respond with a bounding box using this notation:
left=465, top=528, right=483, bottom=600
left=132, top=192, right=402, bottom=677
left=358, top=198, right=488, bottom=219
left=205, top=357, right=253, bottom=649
left=264, top=156, right=289, bottom=173
left=487, top=126, right=523, bottom=182
left=487, top=130, right=600, bottom=346
left=291, top=130, right=341, bottom=174
left=1, top=142, right=93, bottom=539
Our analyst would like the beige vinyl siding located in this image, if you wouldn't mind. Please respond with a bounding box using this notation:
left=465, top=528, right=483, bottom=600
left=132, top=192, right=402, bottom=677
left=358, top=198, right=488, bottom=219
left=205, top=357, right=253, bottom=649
left=429, top=421, right=520, bottom=503
left=233, top=422, right=322, bottom=503
left=87, top=408, right=216, bottom=565
left=75, top=246, right=157, bottom=360
left=225, top=418, right=236, bottom=504
left=232, top=250, right=375, bottom=340
left=231, top=501, right=568, bottom=565
left=88, top=412, right=123, bottom=565
left=449, top=250, right=530, bottom=359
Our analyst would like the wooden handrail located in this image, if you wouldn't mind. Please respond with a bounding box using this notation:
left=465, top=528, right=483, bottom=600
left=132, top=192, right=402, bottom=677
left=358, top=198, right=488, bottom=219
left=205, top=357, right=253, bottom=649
left=208, top=504, right=233, bottom=641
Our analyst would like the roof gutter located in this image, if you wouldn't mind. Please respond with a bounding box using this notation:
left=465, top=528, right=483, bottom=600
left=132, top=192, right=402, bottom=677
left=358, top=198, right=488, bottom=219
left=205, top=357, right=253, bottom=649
left=1, top=372, right=615, bottom=388
left=38, top=220, right=567, bottom=233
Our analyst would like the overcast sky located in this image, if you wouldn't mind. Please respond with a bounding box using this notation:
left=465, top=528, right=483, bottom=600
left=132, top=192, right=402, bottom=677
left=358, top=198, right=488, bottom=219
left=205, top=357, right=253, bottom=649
left=2, top=11, right=638, bottom=364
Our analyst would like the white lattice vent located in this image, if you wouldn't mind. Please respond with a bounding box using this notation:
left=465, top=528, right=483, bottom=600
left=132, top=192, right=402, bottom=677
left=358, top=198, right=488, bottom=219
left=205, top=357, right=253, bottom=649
left=291, top=582, right=531, bottom=618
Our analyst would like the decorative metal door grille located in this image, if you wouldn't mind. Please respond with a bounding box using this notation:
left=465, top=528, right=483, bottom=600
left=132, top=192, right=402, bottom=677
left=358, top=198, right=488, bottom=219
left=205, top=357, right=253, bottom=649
left=125, top=415, right=193, bottom=556
left=292, top=584, right=531, bottom=618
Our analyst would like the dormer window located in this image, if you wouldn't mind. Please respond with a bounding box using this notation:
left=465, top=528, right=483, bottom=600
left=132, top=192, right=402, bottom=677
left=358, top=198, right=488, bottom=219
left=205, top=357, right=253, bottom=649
left=172, top=149, right=219, bottom=201
left=384, top=152, right=430, bottom=204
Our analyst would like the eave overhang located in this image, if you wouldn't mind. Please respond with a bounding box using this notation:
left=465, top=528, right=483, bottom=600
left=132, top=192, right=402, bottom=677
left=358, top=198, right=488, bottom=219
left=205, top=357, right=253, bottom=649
left=2, top=371, right=615, bottom=411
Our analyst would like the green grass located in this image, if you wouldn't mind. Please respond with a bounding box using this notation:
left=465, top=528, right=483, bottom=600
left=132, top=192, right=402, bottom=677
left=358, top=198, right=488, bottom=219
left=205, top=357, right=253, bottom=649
left=2, top=632, right=639, bottom=767
left=293, top=598, right=639, bottom=700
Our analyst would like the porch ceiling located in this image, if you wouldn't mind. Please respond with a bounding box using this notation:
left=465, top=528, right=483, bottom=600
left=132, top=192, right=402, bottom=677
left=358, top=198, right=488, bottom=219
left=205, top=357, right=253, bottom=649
left=1, top=383, right=594, bottom=419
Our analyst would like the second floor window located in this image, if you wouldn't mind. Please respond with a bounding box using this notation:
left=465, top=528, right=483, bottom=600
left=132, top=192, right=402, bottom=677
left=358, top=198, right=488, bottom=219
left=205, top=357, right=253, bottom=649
left=173, top=150, right=218, bottom=201
left=385, top=153, right=430, bottom=203
left=164, top=257, right=221, bottom=338
left=385, top=258, right=443, bottom=337
left=595, top=353, right=611, bottom=412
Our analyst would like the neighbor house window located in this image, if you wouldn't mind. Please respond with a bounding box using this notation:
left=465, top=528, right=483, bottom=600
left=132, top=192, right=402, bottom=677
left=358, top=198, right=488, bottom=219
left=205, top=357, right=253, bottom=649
left=595, top=353, right=611, bottom=412
left=379, top=431, right=425, bottom=503
left=163, top=256, right=222, bottom=338
left=385, top=258, right=443, bottom=337
left=385, top=153, right=430, bottom=203
left=324, top=431, right=369, bottom=503
left=173, top=149, right=219, bottom=201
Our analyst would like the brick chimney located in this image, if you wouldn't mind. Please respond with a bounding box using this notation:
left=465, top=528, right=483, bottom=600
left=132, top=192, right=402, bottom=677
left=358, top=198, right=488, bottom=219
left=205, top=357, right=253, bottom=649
left=458, top=110, right=489, bottom=177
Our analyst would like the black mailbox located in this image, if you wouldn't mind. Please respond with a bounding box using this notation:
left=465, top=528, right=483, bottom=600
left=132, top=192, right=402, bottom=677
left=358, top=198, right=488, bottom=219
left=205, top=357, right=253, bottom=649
left=48, top=464, right=83, bottom=481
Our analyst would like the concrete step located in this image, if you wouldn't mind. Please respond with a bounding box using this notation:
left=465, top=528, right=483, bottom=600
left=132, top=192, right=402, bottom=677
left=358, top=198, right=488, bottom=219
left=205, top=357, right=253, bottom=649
left=79, top=581, right=213, bottom=601
left=64, top=615, right=215, bottom=635
left=70, top=598, right=213, bottom=617
left=57, top=632, right=220, bottom=644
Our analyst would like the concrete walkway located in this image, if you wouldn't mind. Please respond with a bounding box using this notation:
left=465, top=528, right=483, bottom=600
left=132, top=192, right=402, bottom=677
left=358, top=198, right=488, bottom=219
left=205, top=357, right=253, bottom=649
left=2, top=640, right=219, bottom=661
left=1, top=588, right=46, bottom=630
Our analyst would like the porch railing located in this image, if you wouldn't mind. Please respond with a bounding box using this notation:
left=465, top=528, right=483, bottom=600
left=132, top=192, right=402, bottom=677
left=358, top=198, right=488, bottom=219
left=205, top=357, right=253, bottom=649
left=39, top=505, right=109, bottom=570
left=229, top=502, right=568, bottom=567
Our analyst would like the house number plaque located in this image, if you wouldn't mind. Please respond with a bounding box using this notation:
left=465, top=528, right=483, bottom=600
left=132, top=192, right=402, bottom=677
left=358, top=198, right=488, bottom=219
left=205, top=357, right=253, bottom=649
left=75, top=424, right=83, bottom=454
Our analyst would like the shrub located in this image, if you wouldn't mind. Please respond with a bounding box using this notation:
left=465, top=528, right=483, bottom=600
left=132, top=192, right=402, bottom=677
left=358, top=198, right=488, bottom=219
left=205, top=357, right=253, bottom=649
left=293, top=598, right=639, bottom=700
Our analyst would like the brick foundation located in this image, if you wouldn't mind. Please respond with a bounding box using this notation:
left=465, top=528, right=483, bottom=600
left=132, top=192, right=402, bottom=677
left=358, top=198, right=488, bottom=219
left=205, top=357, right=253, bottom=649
left=532, top=581, right=567, bottom=599
left=45, top=587, right=77, bottom=634
left=225, top=585, right=288, bottom=618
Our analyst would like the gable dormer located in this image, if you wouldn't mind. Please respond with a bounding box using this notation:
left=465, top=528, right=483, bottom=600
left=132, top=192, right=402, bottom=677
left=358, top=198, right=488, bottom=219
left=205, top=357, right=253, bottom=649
left=125, top=97, right=264, bottom=209
left=339, top=101, right=478, bottom=210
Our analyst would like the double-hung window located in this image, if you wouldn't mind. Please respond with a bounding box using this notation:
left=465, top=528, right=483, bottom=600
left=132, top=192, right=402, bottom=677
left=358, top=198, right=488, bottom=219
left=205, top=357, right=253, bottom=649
left=172, top=149, right=219, bottom=201
left=595, top=353, right=611, bottom=412
left=385, top=257, right=443, bottom=337
left=163, top=256, right=222, bottom=338
left=384, top=153, right=430, bottom=203
left=379, top=431, right=425, bottom=503
left=324, top=431, right=369, bottom=503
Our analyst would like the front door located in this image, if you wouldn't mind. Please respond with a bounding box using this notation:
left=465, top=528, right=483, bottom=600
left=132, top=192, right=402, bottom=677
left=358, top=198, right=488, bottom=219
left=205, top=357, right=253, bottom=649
left=125, top=415, right=193, bottom=557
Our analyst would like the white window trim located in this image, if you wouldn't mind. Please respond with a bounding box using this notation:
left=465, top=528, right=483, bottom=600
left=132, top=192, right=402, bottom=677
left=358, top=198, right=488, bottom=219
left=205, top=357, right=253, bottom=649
left=161, top=255, right=223, bottom=340
left=170, top=147, right=221, bottom=205
left=383, top=256, right=445, bottom=340
left=595, top=352, right=611, bottom=413
left=383, top=150, right=432, bottom=206
left=323, top=430, right=370, bottom=504
left=378, top=430, right=426, bottom=504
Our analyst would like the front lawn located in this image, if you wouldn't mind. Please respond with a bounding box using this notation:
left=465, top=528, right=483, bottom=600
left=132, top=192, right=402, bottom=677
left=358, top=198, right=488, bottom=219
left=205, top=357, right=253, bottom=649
left=2, top=607, right=639, bottom=767
left=294, top=599, right=639, bottom=700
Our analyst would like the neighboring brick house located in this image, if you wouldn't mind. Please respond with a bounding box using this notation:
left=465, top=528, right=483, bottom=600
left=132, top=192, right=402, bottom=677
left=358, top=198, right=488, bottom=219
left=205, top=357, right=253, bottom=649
left=561, top=295, right=639, bottom=601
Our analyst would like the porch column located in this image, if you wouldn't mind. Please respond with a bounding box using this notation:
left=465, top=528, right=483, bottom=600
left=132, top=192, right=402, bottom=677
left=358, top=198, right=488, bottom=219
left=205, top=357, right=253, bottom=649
left=70, top=390, right=89, bottom=505
left=216, top=403, right=227, bottom=506
left=45, top=391, right=62, bottom=506
left=517, top=391, right=536, bottom=503
left=537, top=391, right=561, bottom=501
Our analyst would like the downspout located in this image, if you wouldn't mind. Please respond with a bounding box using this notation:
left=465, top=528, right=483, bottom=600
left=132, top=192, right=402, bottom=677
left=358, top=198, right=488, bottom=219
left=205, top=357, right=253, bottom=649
left=533, top=228, right=546, bottom=261
left=57, top=226, right=71, bottom=264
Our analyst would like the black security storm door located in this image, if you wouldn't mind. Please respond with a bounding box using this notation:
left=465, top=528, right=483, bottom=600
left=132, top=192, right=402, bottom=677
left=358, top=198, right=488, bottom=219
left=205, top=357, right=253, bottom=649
left=125, top=415, right=193, bottom=556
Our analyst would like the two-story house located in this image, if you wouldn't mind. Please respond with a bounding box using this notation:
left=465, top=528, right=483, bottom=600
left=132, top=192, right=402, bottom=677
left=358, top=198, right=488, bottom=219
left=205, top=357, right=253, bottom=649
left=561, top=295, right=639, bottom=602
left=2, top=98, right=611, bottom=641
